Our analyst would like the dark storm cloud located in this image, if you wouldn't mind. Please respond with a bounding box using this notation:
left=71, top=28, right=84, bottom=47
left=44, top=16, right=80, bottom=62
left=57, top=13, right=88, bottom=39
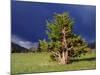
left=11, top=1, right=96, bottom=43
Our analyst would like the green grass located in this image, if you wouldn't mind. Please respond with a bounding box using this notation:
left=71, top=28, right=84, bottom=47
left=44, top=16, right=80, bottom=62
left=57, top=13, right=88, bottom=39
left=11, top=52, right=96, bottom=74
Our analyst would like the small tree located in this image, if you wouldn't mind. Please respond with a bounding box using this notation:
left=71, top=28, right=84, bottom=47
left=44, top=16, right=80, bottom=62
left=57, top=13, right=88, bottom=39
left=46, top=12, right=88, bottom=64
left=38, top=39, right=48, bottom=52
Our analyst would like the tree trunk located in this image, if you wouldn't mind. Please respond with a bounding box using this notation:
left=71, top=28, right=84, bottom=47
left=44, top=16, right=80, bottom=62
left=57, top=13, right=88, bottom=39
left=59, top=50, right=69, bottom=64
left=60, top=50, right=66, bottom=64
left=59, top=27, right=70, bottom=64
left=65, top=50, right=70, bottom=64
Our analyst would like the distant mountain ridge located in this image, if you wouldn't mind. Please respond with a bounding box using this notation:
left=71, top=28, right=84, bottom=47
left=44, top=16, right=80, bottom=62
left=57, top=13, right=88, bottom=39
left=11, top=42, right=39, bottom=53
left=11, top=42, right=29, bottom=53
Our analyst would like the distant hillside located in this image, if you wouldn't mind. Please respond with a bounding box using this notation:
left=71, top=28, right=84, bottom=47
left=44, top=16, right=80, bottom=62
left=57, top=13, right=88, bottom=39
left=11, top=42, right=29, bottom=53
left=88, top=42, right=96, bottom=49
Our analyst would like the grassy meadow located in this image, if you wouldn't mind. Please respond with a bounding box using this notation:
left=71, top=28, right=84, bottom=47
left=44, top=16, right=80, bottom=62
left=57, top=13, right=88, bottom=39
left=11, top=52, right=96, bottom=74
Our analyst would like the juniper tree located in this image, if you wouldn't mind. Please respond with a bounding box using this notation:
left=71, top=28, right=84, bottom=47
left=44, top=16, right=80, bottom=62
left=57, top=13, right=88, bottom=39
left=46, top=12, right=88, bottom=64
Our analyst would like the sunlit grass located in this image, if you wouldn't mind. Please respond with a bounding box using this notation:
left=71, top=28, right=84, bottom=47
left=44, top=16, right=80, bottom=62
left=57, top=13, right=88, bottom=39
left=11, top=52, right=96, bottom=74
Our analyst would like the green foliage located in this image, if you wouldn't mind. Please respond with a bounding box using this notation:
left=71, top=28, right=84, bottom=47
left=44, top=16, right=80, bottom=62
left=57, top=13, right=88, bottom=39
left=67, top=35, right=88, bottom=57
left=46, top=12, right=89, bottom=63
left=38, top=39, right=48, bottom=52
left=46, top=12, right=74, bottom=41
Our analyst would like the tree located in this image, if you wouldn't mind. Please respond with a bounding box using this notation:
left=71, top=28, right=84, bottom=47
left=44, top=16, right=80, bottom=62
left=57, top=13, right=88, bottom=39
left=38, top=39, right=48, bottom=52
left=46, top=12, right=88, bottom=64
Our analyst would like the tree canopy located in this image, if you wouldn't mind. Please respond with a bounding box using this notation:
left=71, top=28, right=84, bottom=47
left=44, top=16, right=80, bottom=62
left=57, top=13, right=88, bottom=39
left=46, top=12, right=88, bottom=64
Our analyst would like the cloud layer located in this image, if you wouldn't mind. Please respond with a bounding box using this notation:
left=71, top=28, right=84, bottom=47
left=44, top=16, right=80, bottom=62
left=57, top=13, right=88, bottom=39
left=11, top=35, right=35, bottom=49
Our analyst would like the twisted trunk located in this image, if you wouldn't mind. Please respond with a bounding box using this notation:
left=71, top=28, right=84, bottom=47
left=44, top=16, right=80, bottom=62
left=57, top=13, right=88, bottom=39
left=59, top=50, right=69, bottom=64
left=59, top=27, right=69, bottom=64
left=51, top=27, right=70, bottom=64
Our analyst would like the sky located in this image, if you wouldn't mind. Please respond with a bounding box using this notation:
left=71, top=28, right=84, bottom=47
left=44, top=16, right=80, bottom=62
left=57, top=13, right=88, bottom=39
left=11, top=1, right=96, bottom=49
